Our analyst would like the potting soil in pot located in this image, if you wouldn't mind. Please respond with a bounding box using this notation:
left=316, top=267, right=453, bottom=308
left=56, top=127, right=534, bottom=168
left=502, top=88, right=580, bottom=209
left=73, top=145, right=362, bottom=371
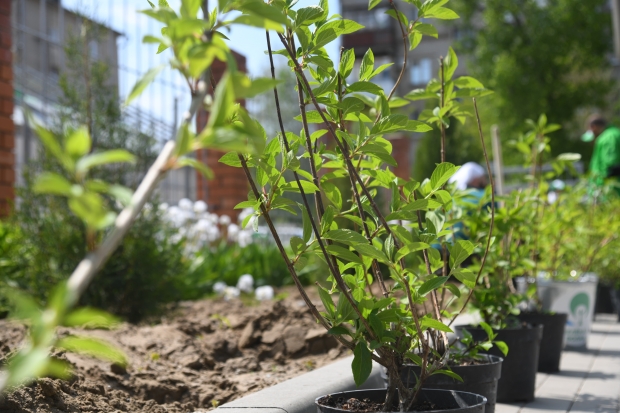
left=316, top=389, right=487, bottom=413
left=0, top=289, right=347, bottom=413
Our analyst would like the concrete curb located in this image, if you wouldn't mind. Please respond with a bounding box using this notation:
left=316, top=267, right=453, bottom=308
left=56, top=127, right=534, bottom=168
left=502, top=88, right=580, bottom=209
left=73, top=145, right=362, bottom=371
left=210, top=356, right=385, bottom=413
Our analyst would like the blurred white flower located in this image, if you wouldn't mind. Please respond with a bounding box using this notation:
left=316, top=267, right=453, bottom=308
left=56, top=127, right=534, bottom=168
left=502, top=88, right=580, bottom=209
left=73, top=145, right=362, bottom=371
left=206, top=226, right=220, bottom=242
left=227, top=224, right=240, bottom=241
left=207, top=213, right=219, bottom=224
left=238, top=230, right=252, bottom=247
left=195, top=218, right=212, bottom=233
left=219, top=214, right=231, bottom=225
left=255, top=285, right=274, bottom=301
left=179, top=198, right=193, bottom=211
left=213, top=281, right=227, bottom=295
left=159, top=203, right=169, bottom=211
left=237, top=274, right=254, bottom=293
left=194, top=200, right=208, bottom=214
left=223, top=286, right=240, bottom=300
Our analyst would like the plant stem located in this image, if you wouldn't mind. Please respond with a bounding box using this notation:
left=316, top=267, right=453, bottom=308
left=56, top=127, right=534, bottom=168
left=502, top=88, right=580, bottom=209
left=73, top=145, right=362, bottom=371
left=386, top=0, right=408, bottom=102
left=448, top=98, right=496, bottom=327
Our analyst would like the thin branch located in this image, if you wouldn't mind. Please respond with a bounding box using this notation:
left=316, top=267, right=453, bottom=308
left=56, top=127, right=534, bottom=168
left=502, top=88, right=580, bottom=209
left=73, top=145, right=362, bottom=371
left=448, top=98, right=496, bottom=327
left=386, top=0, right=408, bottom=102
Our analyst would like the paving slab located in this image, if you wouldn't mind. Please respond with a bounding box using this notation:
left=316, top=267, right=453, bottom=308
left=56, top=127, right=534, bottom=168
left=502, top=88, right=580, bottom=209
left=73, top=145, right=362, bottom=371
left=497, top=314, right=620, bottom=413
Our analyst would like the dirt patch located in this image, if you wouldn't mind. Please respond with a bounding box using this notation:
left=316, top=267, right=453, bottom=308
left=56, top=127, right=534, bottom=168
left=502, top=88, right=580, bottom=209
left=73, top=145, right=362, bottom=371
left=0, top=289, right=348, bottom=412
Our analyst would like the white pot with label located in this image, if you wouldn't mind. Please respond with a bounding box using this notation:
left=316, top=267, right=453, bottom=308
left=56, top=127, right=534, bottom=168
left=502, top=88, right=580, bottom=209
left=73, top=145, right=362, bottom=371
left=537, top=273, right=598, bottom=348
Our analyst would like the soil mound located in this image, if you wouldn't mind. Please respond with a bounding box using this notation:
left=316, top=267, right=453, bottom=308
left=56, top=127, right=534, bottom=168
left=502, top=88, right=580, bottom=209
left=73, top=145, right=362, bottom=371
left=0, top=290, right=346, bottom=412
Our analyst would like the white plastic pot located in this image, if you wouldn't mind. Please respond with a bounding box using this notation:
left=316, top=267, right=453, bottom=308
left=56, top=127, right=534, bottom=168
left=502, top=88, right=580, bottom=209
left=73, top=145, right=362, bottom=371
left=537, top=273, right=598, bottom=348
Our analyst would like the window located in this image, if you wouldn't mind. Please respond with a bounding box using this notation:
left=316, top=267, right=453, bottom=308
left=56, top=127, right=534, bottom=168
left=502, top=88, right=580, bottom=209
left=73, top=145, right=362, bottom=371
left=410, top=58, right=433, bottom=86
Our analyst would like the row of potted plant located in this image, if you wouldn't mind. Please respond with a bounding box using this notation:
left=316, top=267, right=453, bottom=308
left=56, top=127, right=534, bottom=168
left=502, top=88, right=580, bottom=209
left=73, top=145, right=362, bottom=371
left=4, top=1, right=618, bottom=412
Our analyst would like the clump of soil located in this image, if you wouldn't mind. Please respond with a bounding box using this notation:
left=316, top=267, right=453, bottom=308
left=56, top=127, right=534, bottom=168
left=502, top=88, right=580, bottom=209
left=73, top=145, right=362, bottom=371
left=0, top=289, right=347, bottom=412
left=317, top=395, right=438, bottom=412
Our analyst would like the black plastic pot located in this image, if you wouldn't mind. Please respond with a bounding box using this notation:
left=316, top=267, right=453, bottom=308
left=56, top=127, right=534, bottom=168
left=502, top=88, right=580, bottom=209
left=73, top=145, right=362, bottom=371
left=595, top=283, right=615, bottom=314
left=517, top=312, right=566, bottom=373
left=613, top=288, right=620, bottom=322
left=457, top=324, right=543, bottom=403
left=380, top=355, right=502, bottom=413
left=316, top=388, right=487, bottom=413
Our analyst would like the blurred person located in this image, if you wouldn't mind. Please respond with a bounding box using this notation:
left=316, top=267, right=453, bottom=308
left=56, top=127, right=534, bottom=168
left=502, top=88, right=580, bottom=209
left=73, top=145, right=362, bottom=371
left=581, top=115, right=620, bottom=193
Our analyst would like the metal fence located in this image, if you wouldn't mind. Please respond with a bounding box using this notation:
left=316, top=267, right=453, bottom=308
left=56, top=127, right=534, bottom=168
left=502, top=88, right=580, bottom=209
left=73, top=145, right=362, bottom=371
left=10, top=0, right=196, bottom=204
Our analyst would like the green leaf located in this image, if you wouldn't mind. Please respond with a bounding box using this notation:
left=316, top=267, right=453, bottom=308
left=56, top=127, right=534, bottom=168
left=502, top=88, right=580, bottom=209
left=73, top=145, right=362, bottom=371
left=430, top=162, right=458, bottom=191
left=454, top=76, right=484, bottom=89
left=368, top=0, right=382, bottom=10
left=479, top=322, right=495, bottom=340
left=295, top=5, right=324, bottom=27
left=352, top=342, right=373, bottom=386
left=290, top=236, right=306, bottom=255
left=313, top=20, right=364, bottom=50
left=328, top=326, right=351, bottom=336
left=443, top=47, right=458, bottom=80
left=63, top=308, right=120, bottom=329
left=395, top=242, right=430, bottom=260
left=326, top=245, right=362, bottom=264
left=76, top=150, right=136, bottom=175
left=414, top=23, right=438, bottom=38
left=301, top=205, right=313, bottom=243
left=240, top=0, right=288, bottom=25
left=125, top=65, right=165, bottom=106
left=339, top=48, right=356, bottom=79
left=322, top=181, right=343, bottom=210
left=65, top=127, right=91, bottom=158
left=107, top=185, right=133, bottom=206
left=494, top=340, right=509, bottom=356
left=418, top=276, right=449, bottom=296
left=337, top=294, right=357, bottom=322
left=432, top=369, right=463, bottom=382
left=181, top=0, right=202, bottom=17
left=348, top=81, right=384, bottom=95
left=452, top=268, right=476, bottom=289
left=281, top=180, right=319, bottom=193
left=445, top=283, right=461, bottom=298
left=33, top=172, right=73, bottom=196
left=175, top=123, right=194, bottom=156
left=219, top=152, right=243, bottom=167
left=318, top=286, right=335, bottom=317
left=57, top=336, right=128, bottom=366
left=294, top=110, right=326, bottom=123
left=420, top=317, right=453, bottom=333
left=424, top=7, right=459, bottom=20
left=353, top=244, right=388, bottom=263
left=176, top=157, right=213, bottom=179
left=405, top=88, right=438, bottom=101
left=325, top=229, right=371, bottom=246
left=448, top=240, right=476, bottom=268
left=359, top=49, right=374, bottom=81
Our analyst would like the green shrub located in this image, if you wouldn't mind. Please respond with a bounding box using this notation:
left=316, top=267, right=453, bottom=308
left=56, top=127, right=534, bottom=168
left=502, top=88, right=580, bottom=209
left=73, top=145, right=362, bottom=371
left=2, top=189, right=187, bottom=322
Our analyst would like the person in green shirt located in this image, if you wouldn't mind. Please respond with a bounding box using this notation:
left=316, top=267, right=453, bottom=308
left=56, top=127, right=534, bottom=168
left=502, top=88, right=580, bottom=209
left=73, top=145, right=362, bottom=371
left=581, top=115, right=620, bottom=193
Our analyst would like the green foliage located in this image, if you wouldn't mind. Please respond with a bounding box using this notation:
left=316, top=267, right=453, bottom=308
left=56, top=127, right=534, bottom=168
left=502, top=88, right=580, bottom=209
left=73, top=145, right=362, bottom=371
left=4, top=185, right=187, bottom=322
left=454, top=0, right=614, bottom=163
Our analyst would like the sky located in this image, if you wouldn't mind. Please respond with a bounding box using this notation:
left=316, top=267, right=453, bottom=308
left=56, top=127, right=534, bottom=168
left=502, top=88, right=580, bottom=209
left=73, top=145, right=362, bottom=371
left=60, top=0, right=342, bottom=129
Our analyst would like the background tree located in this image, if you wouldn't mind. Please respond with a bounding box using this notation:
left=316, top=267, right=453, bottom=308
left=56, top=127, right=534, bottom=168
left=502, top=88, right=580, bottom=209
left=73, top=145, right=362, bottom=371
left=455, top=0, right=613, bottom=165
